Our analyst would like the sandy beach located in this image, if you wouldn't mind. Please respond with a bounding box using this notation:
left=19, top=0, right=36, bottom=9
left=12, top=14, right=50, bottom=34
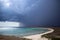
left=42, top=27, right=60, bottom=39
left=23, top=28, right=54, bottom=40
left=0, top=28, right=54, bottom=40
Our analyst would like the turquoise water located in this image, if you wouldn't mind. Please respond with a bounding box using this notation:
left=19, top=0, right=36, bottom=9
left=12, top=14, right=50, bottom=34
left=0, top=28, right=49, bottom=37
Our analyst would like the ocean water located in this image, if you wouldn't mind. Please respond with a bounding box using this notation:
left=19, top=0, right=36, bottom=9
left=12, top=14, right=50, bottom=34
left=0, top=28, right=49, bottom=37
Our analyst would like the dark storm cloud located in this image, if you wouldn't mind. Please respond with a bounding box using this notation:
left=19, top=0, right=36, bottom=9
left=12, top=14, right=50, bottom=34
left=0, top=0, right=60, bottom=27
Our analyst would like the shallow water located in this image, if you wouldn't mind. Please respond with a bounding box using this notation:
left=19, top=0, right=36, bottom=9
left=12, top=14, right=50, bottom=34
left=0, top=28, right=49, bottom=37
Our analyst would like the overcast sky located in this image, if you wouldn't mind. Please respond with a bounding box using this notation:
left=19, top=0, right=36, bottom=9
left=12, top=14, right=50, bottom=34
left=0, top=0, right=60, bottom=27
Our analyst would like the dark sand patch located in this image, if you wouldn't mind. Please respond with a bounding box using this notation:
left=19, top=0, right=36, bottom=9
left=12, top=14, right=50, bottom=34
left=0, top=35, right=31, bottom=40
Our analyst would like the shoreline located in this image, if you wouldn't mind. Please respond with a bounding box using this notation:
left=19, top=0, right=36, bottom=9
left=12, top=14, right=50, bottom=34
left=42, top=27, right=60, bottom=39
left=23, top=28, right=54, bottom=40
left=0, top=27, right=54, bottom=40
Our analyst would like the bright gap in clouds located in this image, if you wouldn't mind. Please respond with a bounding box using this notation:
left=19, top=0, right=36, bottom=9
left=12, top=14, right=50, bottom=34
left=0, top=0, right=11, bottom=7
left=4, top=2, right=11, bottom=7
left=0, top=0, right=40, bottom=14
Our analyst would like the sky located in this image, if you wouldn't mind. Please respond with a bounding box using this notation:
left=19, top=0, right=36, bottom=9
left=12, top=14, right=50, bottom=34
left=0, top=0, right=60, bottom=27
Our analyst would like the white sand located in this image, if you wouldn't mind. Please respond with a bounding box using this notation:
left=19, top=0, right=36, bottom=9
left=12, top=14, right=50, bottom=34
left=23, top=28, right=54, bottom=40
